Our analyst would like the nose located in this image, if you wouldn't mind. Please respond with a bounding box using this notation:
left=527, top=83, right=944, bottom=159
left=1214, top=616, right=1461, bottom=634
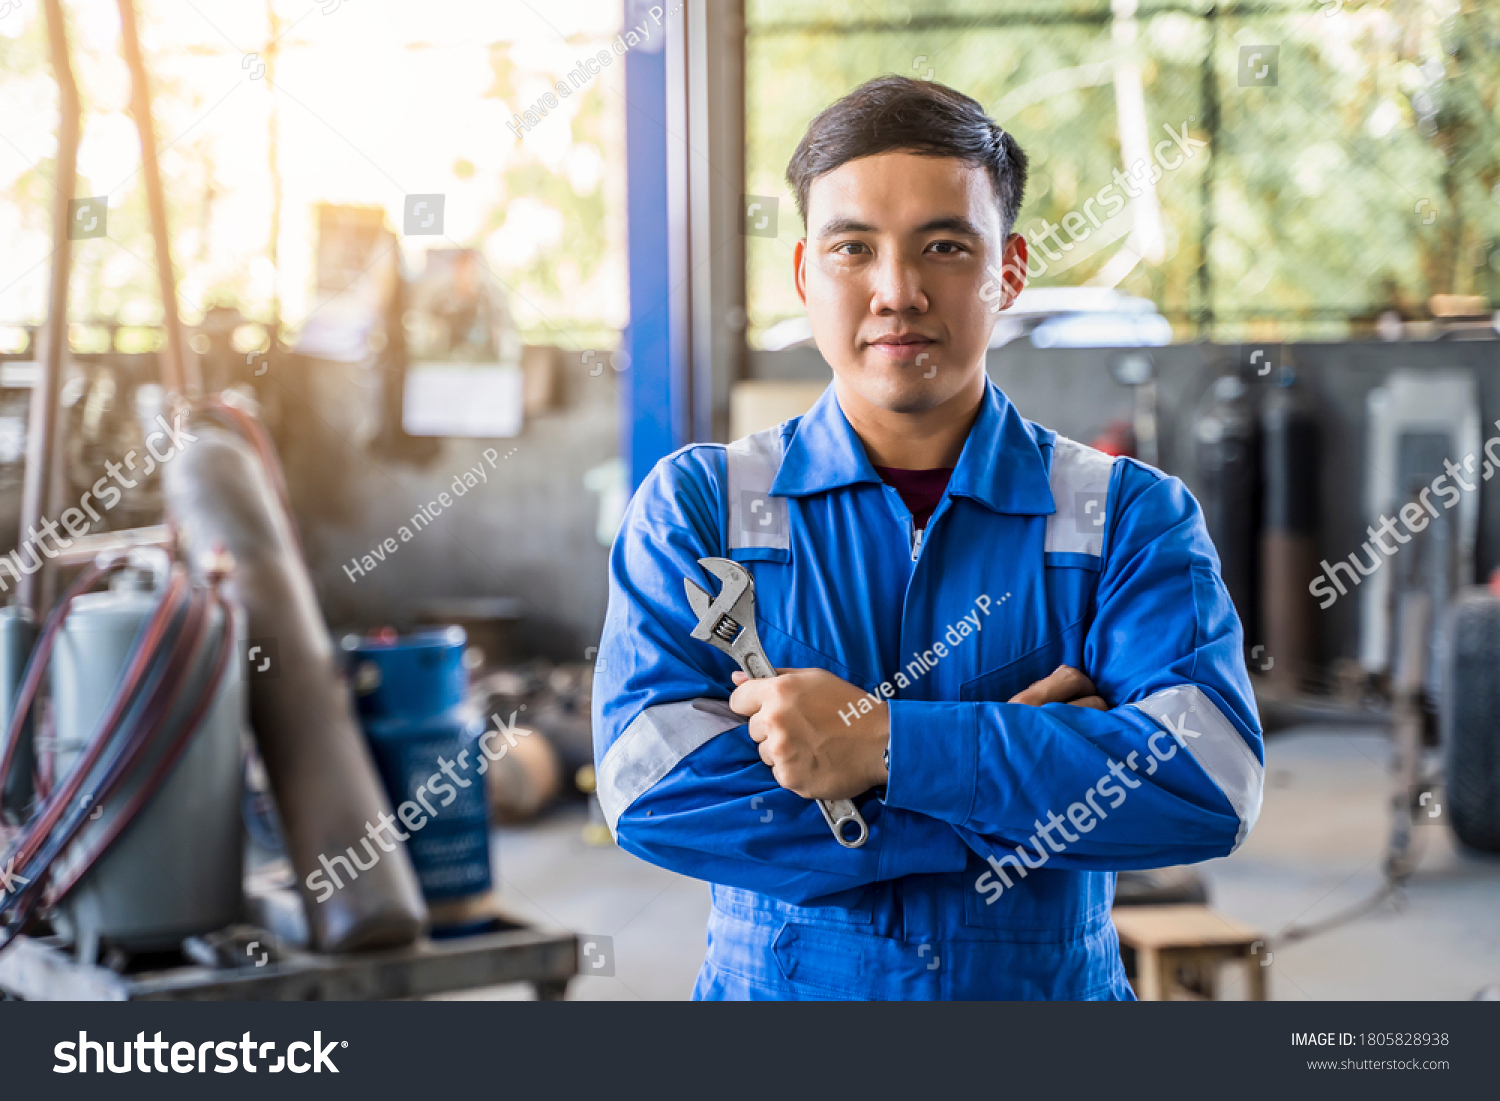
left=869, top=248, right=928, bottom=316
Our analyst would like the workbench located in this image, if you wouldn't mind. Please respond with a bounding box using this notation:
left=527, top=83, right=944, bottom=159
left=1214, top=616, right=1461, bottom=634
left=0, top=923, right=578, bottom=1001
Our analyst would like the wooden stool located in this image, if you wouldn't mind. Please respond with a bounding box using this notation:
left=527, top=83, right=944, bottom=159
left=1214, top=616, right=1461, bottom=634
left=1112, top=904, right=1269, bottom=1001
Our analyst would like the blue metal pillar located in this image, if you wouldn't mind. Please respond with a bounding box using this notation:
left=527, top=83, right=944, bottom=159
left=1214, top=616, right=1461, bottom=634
left=622, top=2, right=679, bottom=491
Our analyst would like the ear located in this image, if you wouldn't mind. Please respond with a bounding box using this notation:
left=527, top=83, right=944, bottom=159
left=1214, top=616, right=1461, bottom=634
left=793, top=238, right=808, bottom=306
left=991, top=233, right=1028, bottom=313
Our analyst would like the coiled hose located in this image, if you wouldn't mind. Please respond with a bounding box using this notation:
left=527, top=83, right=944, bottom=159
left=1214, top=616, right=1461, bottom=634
left=0, top=555, right=232, bottom=951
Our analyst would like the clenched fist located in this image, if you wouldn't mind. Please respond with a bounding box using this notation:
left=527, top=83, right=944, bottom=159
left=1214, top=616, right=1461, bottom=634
left=729, top=668, right=888, bottom=802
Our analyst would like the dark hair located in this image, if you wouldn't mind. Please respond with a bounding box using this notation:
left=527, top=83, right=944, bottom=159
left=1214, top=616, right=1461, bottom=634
left=785, top=75, right=1028, bottom=236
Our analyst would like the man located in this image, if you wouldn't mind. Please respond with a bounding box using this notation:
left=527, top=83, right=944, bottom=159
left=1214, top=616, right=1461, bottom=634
left=592, top=76, right=1262, bottom=1000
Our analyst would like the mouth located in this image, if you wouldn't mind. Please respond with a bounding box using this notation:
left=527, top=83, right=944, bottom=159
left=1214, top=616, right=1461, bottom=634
left=866, top=333, right=937, bottom=361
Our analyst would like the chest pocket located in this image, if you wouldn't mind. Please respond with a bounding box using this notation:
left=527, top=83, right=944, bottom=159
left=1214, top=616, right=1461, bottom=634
left=757, top=617, right=867, bottom=688
left=960, top=435, right=1118, bottom=703
left=960, top=617, right=1087, bottom=702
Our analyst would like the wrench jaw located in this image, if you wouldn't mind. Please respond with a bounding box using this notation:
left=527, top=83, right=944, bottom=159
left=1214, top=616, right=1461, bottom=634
left=687, top=558, right=759, bottom=653
left=684, top=578, right=714, bottom=635
left=696, top=558, right=750, bottom=608
left=686, top=578, right=748, bottom=657
left=697, top=555, right=747, bottom=589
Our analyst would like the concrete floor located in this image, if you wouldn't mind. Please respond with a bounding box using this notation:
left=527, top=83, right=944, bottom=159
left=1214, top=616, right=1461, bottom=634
left=443, top=724, right=1500, bottom=1000
left=1208, top=725, right=1500, bottom=1001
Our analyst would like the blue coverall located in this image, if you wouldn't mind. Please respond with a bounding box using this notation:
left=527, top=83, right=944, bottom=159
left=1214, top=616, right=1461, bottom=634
left=591, top=379, right=1263, bottom=1000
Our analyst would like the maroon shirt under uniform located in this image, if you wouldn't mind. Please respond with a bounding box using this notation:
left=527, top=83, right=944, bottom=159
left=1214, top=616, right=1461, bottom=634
left=873, top=465, right=953, bottom=531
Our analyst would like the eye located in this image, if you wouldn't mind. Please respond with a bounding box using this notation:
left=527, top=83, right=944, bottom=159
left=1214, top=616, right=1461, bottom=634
left=927, top=240, right=968, bottom=255
left=832, top=241, right=868, bottom=256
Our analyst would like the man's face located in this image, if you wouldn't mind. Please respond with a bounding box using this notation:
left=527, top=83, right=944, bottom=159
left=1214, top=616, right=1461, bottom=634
left=794, top=150, right=1027, bottom=416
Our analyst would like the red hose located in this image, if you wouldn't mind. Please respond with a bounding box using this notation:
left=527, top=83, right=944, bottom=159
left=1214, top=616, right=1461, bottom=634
left=0, top=569, right=228, bottom=947
left=45, top=591, right=233, bottom=904
left=0, top=569, right=189, bottom=869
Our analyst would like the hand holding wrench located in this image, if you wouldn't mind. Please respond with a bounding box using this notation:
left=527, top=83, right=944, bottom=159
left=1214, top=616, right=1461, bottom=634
left=685, top=557, right=869, bottom=849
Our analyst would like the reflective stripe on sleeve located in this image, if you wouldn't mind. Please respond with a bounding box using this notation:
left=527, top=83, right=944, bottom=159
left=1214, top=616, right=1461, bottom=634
left=1128, top=684, right=1264, bottom=850
left=596, top=698, right=745, bottom=833
left=726, top=426, right=789, bottom=551
left=1044, top=435, right=1117, bottom=557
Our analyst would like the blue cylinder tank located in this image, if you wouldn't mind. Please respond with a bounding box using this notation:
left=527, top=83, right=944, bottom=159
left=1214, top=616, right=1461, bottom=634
left=343, top=628, right=493, bottom=917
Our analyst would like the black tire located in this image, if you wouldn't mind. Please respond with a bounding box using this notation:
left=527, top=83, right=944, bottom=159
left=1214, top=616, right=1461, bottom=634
left=1441, top=589, right=1500, bottom=852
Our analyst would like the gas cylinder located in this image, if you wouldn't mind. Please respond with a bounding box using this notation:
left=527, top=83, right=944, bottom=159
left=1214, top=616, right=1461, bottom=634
left=50, top=557, right=246, bottom=957
left=344, top=628, right=493, bottom=932
left=1260, top=368, right=1320, bottom=690
left=1193, top=373, right=1261, bottom=644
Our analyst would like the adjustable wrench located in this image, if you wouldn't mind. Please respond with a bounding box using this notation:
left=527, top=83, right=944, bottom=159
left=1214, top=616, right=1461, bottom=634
left=685, top=557, right=869, bottom=849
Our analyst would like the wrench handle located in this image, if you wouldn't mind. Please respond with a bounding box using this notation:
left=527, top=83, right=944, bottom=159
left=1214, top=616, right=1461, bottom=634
left=735, top=644, right=870, bottom=850
left=817, top=796, right=870, bottom=849
left=742, top=649, right=776, bottom=680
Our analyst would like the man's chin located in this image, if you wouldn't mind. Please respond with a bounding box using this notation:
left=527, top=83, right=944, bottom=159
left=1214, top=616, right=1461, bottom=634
left=842, top=372, right=957, bottom=415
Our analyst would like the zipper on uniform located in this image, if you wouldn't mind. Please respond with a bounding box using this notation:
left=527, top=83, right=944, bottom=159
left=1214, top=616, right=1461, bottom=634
left=910, top=494, right=953, bottom=564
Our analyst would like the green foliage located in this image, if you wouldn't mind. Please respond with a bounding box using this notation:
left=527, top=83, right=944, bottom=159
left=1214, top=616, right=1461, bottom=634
left=746, top=0, right=1500, bottom=344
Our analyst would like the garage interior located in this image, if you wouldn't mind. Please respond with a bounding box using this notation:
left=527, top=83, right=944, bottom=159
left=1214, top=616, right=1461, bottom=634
left=0, top=0, right=1496, bottom=1001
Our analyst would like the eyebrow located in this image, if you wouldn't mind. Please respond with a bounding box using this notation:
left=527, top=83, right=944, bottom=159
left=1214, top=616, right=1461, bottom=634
left=814, top=214, right=985, bottom=239
left=816, top=214, right=990, bottom=240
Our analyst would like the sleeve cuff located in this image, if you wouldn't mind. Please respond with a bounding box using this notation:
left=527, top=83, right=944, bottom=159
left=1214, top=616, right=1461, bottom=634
left=882, top=700, right=979, bottom=825
left=874, top=796, right=972, bottom=880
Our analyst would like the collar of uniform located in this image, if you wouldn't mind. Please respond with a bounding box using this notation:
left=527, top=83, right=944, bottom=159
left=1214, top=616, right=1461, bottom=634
left=769, top=377, right=1056, bottom=516
left=769, top=383, right=881, bottom=497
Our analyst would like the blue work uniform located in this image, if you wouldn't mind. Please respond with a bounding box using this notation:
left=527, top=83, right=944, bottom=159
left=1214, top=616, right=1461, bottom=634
left=591, top=379, right=1263, bottom=1000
